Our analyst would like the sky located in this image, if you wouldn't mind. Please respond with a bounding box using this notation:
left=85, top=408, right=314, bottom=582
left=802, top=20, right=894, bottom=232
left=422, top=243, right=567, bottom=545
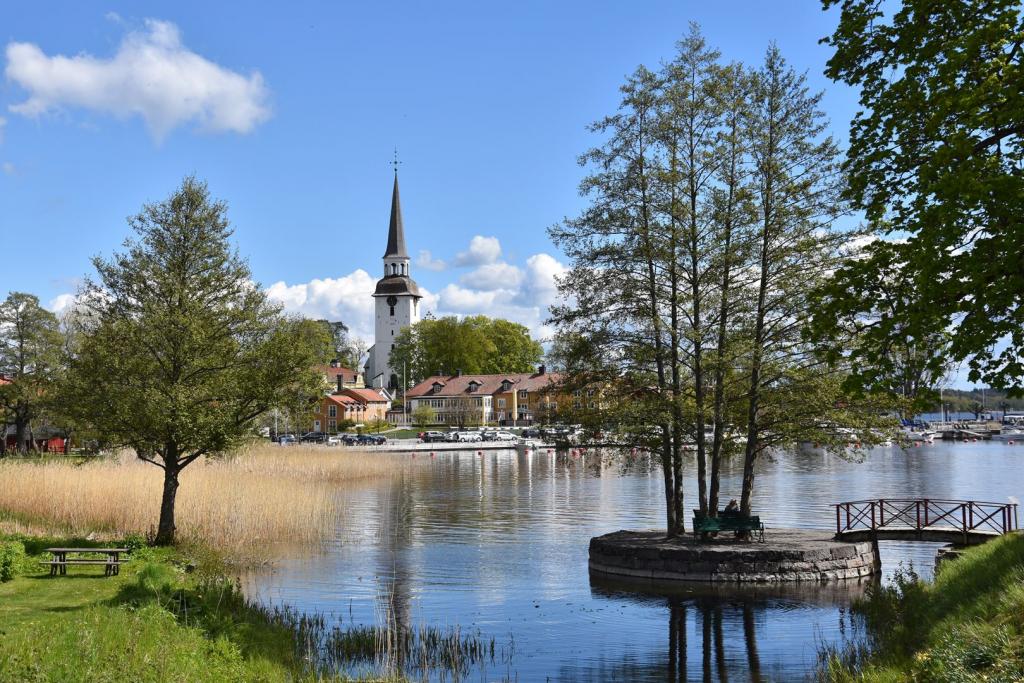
left=0, top=1, right=861, bottom=348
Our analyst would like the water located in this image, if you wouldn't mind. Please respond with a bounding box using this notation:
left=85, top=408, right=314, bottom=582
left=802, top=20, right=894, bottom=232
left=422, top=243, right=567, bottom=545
left=244, top=441, right=1024, bottom=682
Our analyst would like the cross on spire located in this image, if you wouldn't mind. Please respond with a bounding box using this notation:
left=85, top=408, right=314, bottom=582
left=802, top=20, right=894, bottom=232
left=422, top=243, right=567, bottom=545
left=392, top=147, right=402, bottom=175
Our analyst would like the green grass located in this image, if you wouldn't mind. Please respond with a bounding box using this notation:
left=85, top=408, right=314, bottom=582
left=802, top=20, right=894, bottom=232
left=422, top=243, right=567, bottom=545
left=0, top=535, right=398, bottom=682
left=823, top=533, right=1024, bottom=682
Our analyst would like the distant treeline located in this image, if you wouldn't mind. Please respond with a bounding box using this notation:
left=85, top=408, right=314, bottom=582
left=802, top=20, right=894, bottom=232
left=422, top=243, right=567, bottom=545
left=937, top=388, right=1024, bottom=414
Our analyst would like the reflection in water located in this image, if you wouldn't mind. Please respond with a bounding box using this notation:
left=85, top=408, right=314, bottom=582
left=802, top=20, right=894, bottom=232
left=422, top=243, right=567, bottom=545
left=590, top=575, right=869, bottom=682
left=245, top=442, right=1022, bottom=682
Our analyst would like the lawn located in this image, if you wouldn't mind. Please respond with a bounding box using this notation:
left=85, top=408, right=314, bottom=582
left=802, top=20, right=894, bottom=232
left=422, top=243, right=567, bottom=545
left=0, top=535, right=397, bottom=682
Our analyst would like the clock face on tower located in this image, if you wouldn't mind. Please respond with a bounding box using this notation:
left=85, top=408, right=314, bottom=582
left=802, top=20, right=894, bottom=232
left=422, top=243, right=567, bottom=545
left=386, top=296, right=398, bottom=307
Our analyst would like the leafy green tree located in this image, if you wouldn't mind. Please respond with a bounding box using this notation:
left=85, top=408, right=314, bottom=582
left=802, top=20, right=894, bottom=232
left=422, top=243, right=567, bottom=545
left=816, top=0, right=1024, bottom=393
left=411, top=403, right=435, bottom=430
left=552, top=28, right=893, bottom=536
left=391, top=315, right=542, bottom=383
left=0, top=292, right=64, bottom=454
left=64, top=177, right=329, bottom=545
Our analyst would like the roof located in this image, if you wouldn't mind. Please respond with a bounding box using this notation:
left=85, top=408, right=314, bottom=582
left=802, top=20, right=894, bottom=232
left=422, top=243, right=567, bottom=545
left=372, top=276, right=422, bottom=298
left=325, top=394, right=360, bottom=406
left=341, top=388, right=390, bottom=403
left=384, top=173, right=408, bottom=258
left=406, top=371, right=563, bottom=398
left=318, top=365, right=359, bottom=381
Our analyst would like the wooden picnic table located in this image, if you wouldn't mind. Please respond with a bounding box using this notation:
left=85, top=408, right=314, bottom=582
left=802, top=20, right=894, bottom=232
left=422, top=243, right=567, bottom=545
left=43, top=548, right=129, bottom=577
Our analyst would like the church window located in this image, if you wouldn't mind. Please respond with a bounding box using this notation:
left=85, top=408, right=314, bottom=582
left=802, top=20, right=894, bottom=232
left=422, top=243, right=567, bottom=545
left=390, top=306, right=395, bottom=316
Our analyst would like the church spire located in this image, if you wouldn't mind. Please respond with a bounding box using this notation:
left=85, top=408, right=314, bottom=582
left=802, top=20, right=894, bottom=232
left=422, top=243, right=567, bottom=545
left=384, top=169, right=408, bottom=259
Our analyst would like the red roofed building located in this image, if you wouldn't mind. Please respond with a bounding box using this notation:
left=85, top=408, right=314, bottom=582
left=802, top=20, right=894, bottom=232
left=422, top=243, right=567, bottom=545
left=310, top=387, right=391, bottom=433
left=405, top=365, right=566, bottom=427
left=318, top=362, right=363, bottom=392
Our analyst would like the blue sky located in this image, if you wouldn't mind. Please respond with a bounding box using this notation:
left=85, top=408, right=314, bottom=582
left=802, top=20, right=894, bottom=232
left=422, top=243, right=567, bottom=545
left=1, top=1, right=859, bottom=345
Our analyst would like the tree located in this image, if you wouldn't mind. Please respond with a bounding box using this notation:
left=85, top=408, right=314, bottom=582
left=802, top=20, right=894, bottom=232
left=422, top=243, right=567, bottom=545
left=816, top=0, right=1024, bottom=393
left=551, top=28, right=892, bottom=537
left=0, top=292, right=63, bottom=454
left=411, top=403, right=435, bottom=430
left=391, top=315, right=543, bottom=384
left=736, top=45, right=853, bottom=517
left=64, top=177, right=328, bottom=545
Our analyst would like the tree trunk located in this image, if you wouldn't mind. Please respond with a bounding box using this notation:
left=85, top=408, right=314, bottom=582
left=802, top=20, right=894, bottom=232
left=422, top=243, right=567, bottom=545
left=155, top=460, right=180, bottom=546
left=660, top=422, right=677, bottom=535
left=14, top=414, right=28, bottom=454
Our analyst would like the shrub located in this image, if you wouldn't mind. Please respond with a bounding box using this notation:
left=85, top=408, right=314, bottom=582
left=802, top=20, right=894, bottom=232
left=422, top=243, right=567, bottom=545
left=0, top=540, right=27, bottom=582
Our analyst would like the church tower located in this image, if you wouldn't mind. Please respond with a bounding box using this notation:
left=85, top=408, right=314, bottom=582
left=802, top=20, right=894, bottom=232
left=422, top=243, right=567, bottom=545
left=365, top=171, right=422, bottom=390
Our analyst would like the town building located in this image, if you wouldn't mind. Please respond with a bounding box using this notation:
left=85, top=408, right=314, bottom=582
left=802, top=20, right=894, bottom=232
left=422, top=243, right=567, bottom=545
left=318, top=362, right=363, bottom=392
left=405, top=366, right=566, bottom=427
left=363, top=171, right=422, bottom=391
left=310, top=387, right=391, bottom=433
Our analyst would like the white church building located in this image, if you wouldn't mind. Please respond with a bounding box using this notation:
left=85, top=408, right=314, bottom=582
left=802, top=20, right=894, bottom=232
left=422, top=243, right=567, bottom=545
left=363, top=172, right=422, bottom=390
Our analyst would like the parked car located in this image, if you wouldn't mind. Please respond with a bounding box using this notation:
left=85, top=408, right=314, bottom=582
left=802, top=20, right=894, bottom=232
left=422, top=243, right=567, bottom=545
left=326, top=435, right=343, bottom=446
left=493, top=431, right=516, bottom=442
left=356, top=433, right=387, bottom=445
left=444, top=431, right=462, bottom=442
left=300, top=432, right=327, bottom=443
left=456, top=432, right=483, bottom=443
left=481, top=430, right=497, bottom=441
left=520, top=428, right=541, bottom=439
left=420, top=431, right=447, bottom=443
left=341, top=434, right=359, bottom=446
left=277, top=434, right=297, bottom=445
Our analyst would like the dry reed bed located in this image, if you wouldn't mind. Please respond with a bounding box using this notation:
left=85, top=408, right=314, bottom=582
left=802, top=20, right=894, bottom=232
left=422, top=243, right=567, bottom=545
left=0, top=445, right=417, bottom=555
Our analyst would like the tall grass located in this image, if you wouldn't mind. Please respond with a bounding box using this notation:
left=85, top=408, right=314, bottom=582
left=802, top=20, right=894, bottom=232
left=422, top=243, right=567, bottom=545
left=0, top=445, right=417, bottom=556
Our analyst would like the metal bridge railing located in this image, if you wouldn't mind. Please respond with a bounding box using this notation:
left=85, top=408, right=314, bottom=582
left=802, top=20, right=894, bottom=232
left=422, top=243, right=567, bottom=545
left=834, top=498, right=1019, bottom=537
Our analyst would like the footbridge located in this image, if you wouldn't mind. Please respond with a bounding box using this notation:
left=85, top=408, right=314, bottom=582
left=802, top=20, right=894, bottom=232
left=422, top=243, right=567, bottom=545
left=834, top=498, right=1019, bottom=545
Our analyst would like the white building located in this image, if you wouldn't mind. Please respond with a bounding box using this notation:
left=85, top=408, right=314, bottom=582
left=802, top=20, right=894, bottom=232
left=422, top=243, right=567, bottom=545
left=364, top=172, right=422, bottom=390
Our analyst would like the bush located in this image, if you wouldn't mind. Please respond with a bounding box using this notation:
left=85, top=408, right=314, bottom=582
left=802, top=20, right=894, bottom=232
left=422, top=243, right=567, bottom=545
left=0, top=540, right=27, bottom=582
left=122, top=532, right=148, bottom=553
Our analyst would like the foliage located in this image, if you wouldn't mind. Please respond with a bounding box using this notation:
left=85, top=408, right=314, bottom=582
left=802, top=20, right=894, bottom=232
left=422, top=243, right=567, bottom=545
left=825, top=534, right=1024, bottom=681
left=0, top=540, right=26, bottom=582
left=62, top=176, right=330, bottom=544
left=0, top=292, right=64, bottom=454
left=391, top=315, right=543, bottom=384
left=815, top=0, right=1024, bottom=394
left=411, top=404, right=435, bottom=430
left=549, top=26, right=892, bottom=534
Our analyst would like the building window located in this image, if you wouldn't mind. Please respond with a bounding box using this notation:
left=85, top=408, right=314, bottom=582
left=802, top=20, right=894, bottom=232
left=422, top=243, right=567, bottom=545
left=328, top=405, right=337, bottom=417
left=518, top=390, right=528, bottom=399
left=574, top=400, right=582, bottom=409
left=390, top=306, right=395, bottom=316
left=589, top=402, right=597, bottom=409
left=497, top=398, right=505, bottom=408
left=328, top=418, right=336, bottom=430
left=587, top=389, right=595, bottom=397
left=314, top=404, right=321, bottom=414
left=573, top=390, right=582, bottom=397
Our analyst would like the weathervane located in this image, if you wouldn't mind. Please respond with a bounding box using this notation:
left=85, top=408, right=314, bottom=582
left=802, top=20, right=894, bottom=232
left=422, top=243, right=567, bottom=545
left=392, top=147, right=402, bottom=174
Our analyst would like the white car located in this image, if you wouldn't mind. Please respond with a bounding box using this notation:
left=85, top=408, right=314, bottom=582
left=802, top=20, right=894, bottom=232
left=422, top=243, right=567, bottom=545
left=457, top=432, right=483, bottom=443
left=493, top=431, right=516, bottom=441
left=326, top=435, right=343, bottom=446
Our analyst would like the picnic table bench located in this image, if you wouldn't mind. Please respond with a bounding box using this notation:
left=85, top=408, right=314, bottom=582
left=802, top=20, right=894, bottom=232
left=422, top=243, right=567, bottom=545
left=692, top=509, right=766, bottom=542
left=43, top=548, right=129, bottom=577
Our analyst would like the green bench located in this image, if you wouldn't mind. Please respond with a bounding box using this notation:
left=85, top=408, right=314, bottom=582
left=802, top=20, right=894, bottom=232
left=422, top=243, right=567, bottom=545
left=692, top=509, right=765, bottom=542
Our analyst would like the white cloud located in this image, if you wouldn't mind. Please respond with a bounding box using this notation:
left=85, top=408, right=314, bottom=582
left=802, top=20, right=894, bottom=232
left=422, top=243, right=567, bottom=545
left=460, top=262, right=523, bottom=291
left=453, top=235, right=502, bottom=267
left=49, top=293, right=78, bottom=315
left=265, top=270, right=377, bottom=340
left=5, top=19, right=270, bottom=140
left=436, top=284, right=500, bottom=312
left=0, top=116, right=6, bottom=143
left=516, top=253, right=567, bottom=309
left=416, top=249, right=447, bottom=272
left=2, top=162, right=14, bottom=176
left=428, top=252, right=568, bottom=340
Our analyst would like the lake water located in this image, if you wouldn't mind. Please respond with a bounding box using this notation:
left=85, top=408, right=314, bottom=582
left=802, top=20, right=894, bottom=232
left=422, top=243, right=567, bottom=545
left=243, top=441, right=1024, bottom=682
